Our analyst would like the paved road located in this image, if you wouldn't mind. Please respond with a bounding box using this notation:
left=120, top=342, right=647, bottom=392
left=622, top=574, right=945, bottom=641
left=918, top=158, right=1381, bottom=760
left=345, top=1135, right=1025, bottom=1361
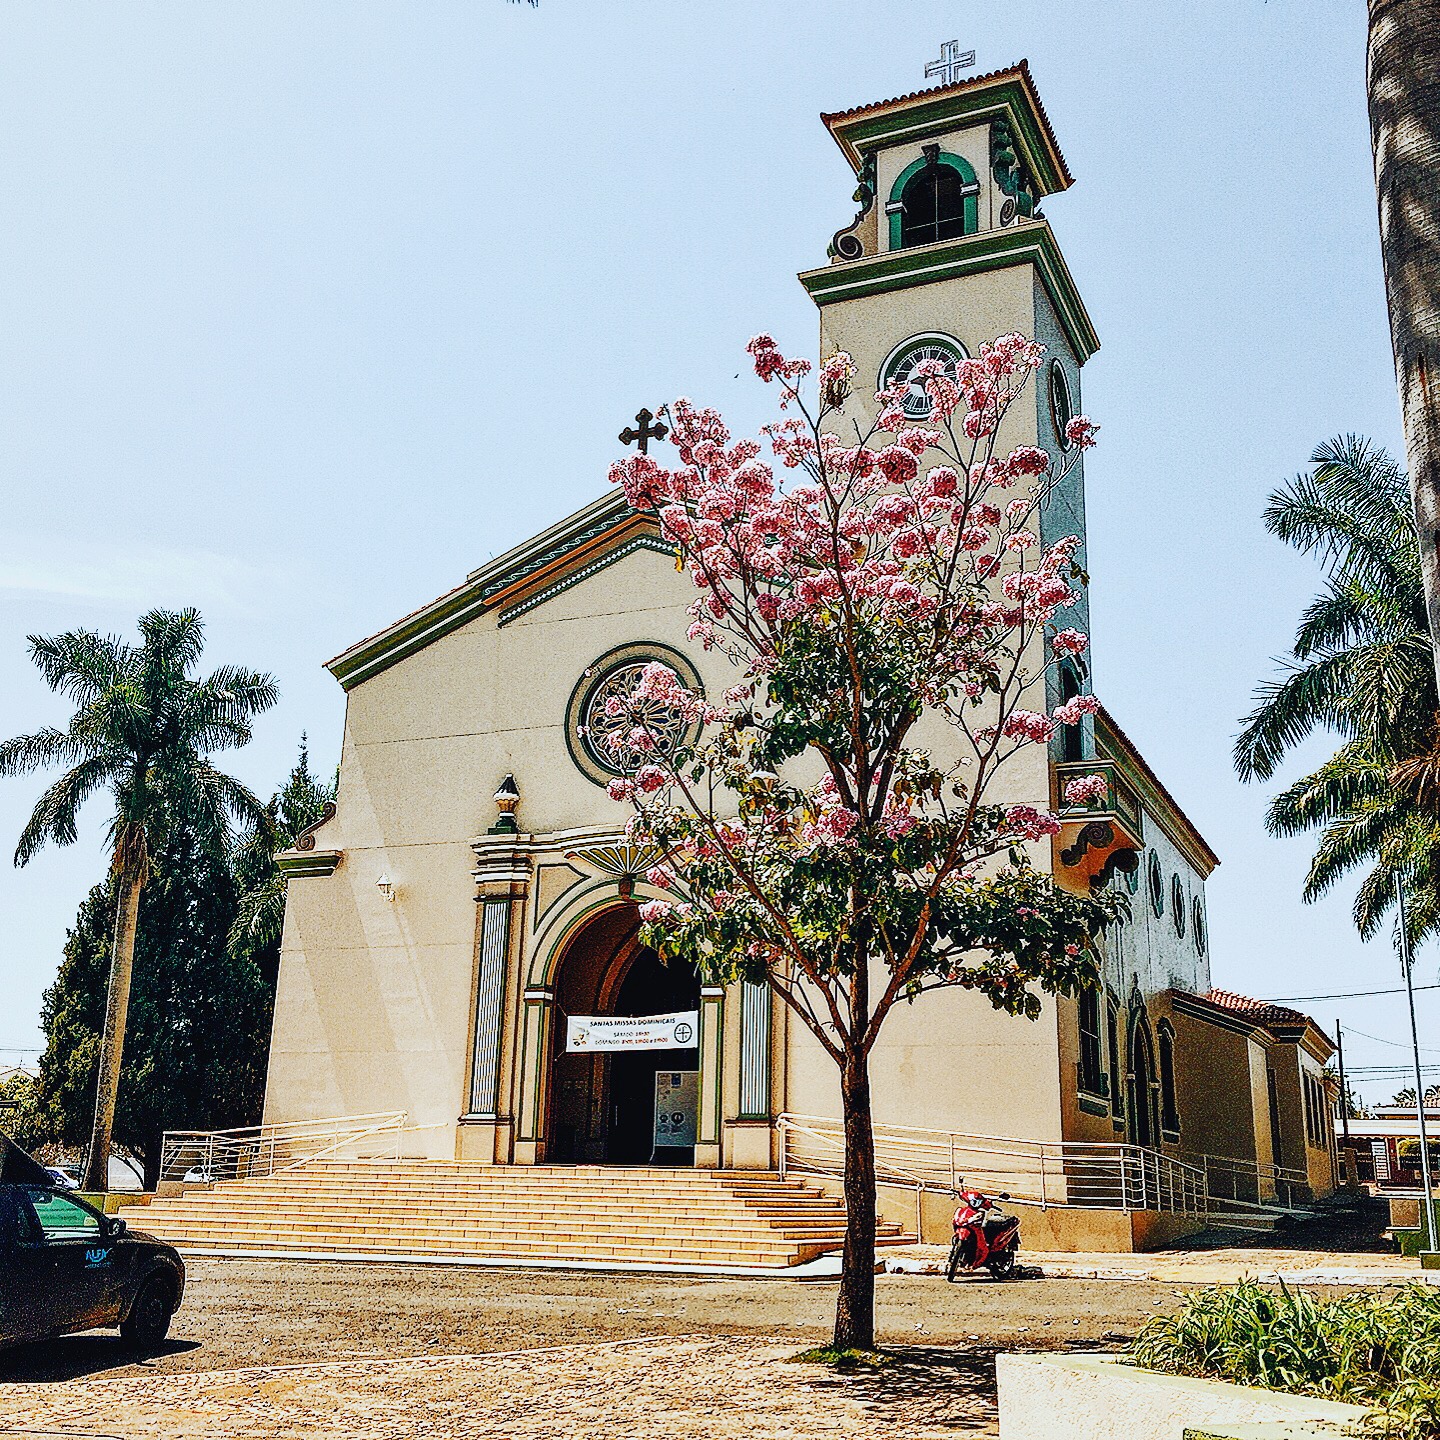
left=0, top=1258, right=1180, bottom=1382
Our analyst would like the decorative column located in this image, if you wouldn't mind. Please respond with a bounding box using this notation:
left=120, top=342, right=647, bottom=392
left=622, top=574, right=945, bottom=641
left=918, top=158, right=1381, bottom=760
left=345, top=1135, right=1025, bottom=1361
left=738, top=981, right=771, bottom=1118
left=460, top=778, right=531, bottom=1163
left=466, top=898, right=510, bottom=1118
left=695, top=984, right=726, bottom=1169
left=726, top=980, right=775, bottom=1169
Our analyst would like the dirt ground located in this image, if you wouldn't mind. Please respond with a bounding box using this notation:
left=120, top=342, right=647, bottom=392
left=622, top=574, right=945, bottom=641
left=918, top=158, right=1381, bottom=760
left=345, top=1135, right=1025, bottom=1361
left=0, top=1334, right=1011, bottom=1439
left=0, top=1258, right=1171, bottom=1384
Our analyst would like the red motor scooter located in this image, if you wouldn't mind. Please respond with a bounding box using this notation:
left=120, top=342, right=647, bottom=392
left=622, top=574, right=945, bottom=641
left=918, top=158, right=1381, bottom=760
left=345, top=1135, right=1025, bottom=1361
left=945, top=1187, right=1021, bottom=1281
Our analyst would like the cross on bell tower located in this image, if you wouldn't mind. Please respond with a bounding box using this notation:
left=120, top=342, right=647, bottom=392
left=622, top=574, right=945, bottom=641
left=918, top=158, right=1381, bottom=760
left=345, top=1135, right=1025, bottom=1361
left=924, top=40, right=976, bottom=87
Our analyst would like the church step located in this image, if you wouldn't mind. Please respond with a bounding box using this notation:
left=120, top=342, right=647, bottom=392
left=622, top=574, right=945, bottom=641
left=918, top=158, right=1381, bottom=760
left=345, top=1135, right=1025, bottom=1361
left=134, top=1209, right=879, bottom=1241
left=161, top=1192, right=851, bottom=1218
left=128, top=1225, right=858, bottom=1264
left=124, top=1163, right=911, bottom=1269
left=137, top=1210, right=880, bottom=1240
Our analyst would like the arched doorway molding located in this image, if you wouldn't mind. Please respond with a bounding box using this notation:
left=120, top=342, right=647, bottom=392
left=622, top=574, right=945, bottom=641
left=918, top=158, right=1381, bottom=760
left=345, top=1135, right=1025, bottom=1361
left=1126, top=1002, right=1160, bottom=1151
left=514, top=885, right=725, bottom=1167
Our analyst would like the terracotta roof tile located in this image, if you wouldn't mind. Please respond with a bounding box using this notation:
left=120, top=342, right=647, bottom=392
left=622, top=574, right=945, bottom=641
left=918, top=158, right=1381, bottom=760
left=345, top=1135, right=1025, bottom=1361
left=1201, top=988, right=1312, bottom=1028
left=820, top=59, right=1073, bottom=189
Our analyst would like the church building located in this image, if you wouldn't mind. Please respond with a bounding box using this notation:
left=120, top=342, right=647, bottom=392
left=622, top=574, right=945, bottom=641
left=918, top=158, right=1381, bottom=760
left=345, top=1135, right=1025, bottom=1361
left=261, top=63, right=1338, bottom=1246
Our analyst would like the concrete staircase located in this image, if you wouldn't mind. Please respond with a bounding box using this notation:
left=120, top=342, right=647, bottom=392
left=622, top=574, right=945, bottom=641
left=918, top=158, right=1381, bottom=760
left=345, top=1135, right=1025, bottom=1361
left=120, top=1161, right=912, bottom=1270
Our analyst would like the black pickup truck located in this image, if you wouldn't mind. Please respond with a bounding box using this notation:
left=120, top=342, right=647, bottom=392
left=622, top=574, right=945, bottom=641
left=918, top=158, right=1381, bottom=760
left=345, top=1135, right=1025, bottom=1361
left=0, top=1135, right=185, bottom=1352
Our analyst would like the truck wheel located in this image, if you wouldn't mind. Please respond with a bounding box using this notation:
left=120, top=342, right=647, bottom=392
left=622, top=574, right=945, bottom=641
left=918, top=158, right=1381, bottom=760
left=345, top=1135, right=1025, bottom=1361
left=120, top=1277, right=174, bottom=1351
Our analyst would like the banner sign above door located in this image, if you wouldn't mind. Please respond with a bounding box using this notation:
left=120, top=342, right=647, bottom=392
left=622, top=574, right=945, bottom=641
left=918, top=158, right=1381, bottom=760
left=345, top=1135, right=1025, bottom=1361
left=565, top=1010, right=699, bottom=1053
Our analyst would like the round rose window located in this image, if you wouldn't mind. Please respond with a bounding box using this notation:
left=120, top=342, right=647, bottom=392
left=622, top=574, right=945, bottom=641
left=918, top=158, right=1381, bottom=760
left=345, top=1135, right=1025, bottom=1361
left=565, top=643, right=705, bottom=787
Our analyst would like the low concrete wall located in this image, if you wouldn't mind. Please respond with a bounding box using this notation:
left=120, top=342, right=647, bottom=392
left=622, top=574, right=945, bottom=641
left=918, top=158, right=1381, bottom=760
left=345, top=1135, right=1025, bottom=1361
left=863, top=1178, right=1206, bottom=1252
left=997, top=1353, right=1367, bottom=1440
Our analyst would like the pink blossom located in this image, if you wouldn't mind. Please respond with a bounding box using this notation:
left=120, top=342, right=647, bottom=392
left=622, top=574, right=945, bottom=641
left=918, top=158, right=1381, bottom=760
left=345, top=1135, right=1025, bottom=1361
left=1052, top=694, right=1101, bottom=726
left=1005, top=804, right=1062, bottom=841
left=606, top=778, right=635, bottom=802
left=635, top=765, right=668, bottom=795
left=1006, top=446, right=1050, bottom=478
left=637, top=899, right=675, bottom=924
left=876, top=446, right=919, bottom=486
left=1002, top=710, right=1056, bottom=744
left=1051, top=628, right=1089, bottom=657
left=1063, top=774, right=1109, bottom=806
left=1065, top=415, right=1099, bottom=449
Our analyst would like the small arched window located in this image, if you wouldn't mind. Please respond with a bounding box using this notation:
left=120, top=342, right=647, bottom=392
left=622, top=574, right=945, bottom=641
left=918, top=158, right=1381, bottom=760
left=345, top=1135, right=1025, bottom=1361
left=1148, top=852, right=1165, bottom=918
left=1158, top=1021, right=1180, bottom=1136
left=1059, top=662, right=1083, bottom=763
left=890, top=150, right=979, bottom=250
left=1172, top=876, right=1187, bottom=938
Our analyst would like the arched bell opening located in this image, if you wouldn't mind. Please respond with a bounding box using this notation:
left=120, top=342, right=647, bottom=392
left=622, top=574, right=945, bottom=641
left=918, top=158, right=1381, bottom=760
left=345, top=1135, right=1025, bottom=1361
left=544, top=904, right=701, bottom=1165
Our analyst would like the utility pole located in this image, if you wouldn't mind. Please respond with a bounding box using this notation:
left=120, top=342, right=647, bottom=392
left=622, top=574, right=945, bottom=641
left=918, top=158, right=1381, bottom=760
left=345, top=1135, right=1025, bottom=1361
left=1398, top=875, right=1438, bottom=1253
left=1336, top=1019, right=1353, bottom=1186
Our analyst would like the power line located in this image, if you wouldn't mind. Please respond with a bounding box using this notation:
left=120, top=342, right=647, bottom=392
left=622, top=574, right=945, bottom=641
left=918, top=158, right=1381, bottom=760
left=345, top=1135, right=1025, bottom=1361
left=1343, top=1024, right=1440, bottom=1054
left=1260, top=984, right=1440, bottom=1003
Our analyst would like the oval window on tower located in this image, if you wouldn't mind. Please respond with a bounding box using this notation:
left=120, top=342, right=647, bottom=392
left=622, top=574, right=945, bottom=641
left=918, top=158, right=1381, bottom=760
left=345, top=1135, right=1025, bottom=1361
left=1050, top=360, right=1073, bottom=448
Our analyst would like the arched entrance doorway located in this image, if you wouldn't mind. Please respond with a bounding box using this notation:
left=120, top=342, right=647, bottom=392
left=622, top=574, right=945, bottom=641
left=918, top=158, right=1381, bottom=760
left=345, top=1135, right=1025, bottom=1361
left=546, top=905, right=700, bottom=1165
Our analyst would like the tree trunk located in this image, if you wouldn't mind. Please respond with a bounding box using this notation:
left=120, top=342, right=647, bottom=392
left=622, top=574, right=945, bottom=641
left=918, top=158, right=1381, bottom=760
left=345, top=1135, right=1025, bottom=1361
left=1369, top=0, right=1440, bottom=690
left=141, top=1139, right=163, bottom=1194
left=82, top=870, right=143, bottom=1192
left=833, top=1049, right=878, bottom=1352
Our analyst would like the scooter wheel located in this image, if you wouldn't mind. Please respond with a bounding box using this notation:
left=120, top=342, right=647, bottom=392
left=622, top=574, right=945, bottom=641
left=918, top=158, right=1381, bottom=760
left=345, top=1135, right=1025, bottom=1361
left=986, top=1248, right=1017, bottom=1281
left=945, top=1237, right=963, bottom=1283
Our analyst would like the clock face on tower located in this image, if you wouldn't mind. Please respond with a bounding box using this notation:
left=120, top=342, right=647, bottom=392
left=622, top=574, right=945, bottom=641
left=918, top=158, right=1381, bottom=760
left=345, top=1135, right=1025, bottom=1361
left=880, top=333, right=968, bottom=422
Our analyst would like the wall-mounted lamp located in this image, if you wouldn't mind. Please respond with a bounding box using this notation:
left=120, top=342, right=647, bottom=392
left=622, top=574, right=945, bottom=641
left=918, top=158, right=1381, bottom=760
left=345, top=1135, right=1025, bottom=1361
left=490, top=774, right=520, bottom=835
left=376, top=873, right=396, bottom=902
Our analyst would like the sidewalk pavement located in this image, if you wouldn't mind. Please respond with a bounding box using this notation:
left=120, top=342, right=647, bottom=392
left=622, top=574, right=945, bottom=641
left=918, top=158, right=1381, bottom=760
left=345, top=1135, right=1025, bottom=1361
left=883, top=1243, right=1440, bottom=1287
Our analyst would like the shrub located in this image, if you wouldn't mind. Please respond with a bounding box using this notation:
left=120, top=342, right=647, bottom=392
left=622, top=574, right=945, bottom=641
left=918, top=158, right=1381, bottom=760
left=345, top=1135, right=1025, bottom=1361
left=1129, top=1281, right=1440, bottom=1439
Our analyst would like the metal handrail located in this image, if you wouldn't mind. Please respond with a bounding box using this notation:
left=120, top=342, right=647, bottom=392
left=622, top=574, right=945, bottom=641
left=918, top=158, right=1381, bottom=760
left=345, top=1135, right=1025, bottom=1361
left=160, top=1112, right=409, bottom=1183
left=1196, top=1152, right=1313, bottom=1210
left=777, top=1113, right=1210, bottom=1217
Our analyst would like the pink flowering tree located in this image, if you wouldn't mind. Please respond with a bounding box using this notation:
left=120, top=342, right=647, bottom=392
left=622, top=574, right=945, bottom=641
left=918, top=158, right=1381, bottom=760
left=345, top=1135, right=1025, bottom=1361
left=605, top=331, right=1117, bottom=1352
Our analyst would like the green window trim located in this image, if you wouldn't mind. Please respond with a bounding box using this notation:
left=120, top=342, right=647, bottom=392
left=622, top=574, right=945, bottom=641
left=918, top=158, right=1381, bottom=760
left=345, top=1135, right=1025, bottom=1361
left=888, top=151, right=979, bottom=251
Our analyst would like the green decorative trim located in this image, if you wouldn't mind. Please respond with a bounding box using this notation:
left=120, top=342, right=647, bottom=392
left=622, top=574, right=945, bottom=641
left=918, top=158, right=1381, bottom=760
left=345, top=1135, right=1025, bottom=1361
left=497, top=535, right=674, bottom=627
left=275, top=849, right=341, bottom=878
left=990, top=117, right=1035, bottom=220
left=798, top=221, right=1099, bottom=364
left=1078, top=1094, right=1109, bottom=1118
left=327, top=492, right=639, bottom=691
left=826, top=68, right=1071, bottom=197
left=887, top=151, right=978, bottom=251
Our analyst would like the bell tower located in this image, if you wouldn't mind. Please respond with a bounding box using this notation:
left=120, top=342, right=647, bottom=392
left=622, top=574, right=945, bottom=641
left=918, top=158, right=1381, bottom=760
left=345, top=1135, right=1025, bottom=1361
left=800, top=60, right=1099, bottom=720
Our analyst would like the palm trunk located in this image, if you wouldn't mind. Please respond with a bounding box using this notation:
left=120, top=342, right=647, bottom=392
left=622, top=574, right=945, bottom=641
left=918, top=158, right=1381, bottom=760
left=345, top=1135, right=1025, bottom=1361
left=82, top=870, right=143, bottom=1192
left=1368, top=0, right=1440, bottom=690
left=833, top=1047, right=878, bottom=1352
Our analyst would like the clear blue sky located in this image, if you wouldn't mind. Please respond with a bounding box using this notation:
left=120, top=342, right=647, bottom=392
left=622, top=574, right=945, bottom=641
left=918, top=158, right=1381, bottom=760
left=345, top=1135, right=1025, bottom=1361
left=1, top=0, right=1431, bottom=1106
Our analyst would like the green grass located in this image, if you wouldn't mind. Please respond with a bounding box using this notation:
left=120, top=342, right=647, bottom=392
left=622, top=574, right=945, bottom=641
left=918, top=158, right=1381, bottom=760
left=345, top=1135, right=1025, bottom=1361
left=1129, top=1281, right=1440, bottom=1439
left=788, top=1346, right=892, bottom=1370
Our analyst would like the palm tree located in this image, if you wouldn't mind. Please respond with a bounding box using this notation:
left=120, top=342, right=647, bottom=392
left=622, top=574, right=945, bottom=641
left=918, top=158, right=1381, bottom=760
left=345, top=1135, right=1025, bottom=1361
left=1236, top=436, right=1440, bottom=941
left=228, top=737, right=336, bottom=974
left=1367, top=0, right=1440, bottom=692
left=0, top=609, right=277, bottom=1190
left=1392, top=1084, right=1440, bottom=1108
